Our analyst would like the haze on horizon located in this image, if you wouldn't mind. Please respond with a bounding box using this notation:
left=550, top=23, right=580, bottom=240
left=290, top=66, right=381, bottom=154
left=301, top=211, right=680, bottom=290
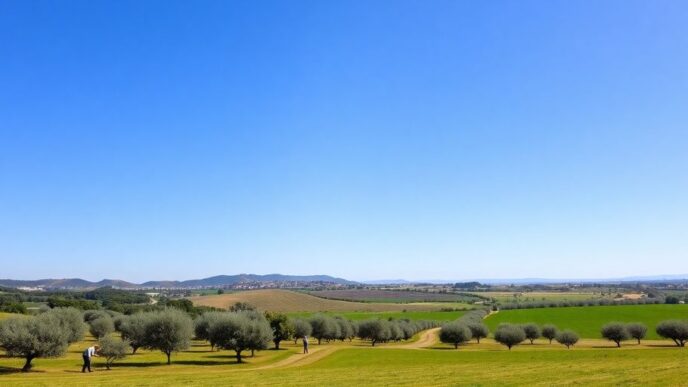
left=1, top=1, right=687, bottom=283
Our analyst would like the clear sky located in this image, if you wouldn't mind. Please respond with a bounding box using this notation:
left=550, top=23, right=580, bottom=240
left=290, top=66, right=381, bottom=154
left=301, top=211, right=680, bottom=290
left=1, top=0, right=687, bottom=282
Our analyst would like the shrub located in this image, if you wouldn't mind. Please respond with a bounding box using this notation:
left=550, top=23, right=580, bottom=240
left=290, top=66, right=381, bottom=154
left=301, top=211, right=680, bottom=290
left=207, top=312, right=272, bottom=363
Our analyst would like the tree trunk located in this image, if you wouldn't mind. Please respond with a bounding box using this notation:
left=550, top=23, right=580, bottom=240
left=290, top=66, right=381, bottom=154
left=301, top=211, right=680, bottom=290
left=22, top=356, right=34, bottom=372
left=548, top=339, right=552, bottom=344
left=318, top=338, right=322, bottom=345
left=166, top=351, right=171, bottom=365
left=236, top=350, right=242, bottom=363
left=251, top=349, right=255, bottom=357
left=616, top=341, right=621, bottom=348
left=637, top=338, right=641, bottom=344
left=372, top=340, right=376, bottom=347
left=476, top=338, right=481, bottom=344
left=274, top=340, right=280, bottom=350
left=132, top=346, right=138, bottom=355
left=454, top=343, right=458, bottom=349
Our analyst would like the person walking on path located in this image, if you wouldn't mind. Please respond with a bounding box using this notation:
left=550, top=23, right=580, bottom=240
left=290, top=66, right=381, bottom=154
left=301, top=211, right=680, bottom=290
left=82, top=345, right=99, bottom=373
left=303, top=335, right=309, bottom=354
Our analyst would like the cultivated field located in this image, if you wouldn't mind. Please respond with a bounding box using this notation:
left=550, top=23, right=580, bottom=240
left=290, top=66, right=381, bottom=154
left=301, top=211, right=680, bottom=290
left=307, top=289, right=483, bottom=303
left=189, top=289, right=465, bottom=312
left=486, top=304, right=688, bottom=339
left=472, top=291, right=605, bottom=303
left=287, top=310, right=468, bottom=322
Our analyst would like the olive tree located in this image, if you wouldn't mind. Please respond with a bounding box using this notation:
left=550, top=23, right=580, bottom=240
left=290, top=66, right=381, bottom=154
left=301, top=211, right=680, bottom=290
left=626, top=323, right=647, bottom=344
left=117, top=313, right=150, bottom=354
left=265, top=312, right=294, bottom=350
left=556, top=330, right=579, bottom=349
left=357, top=319, right=390, bottom=346
left=293, top=319, right=312, bottom=344
left=439, top=322, right=472, bottom=349
left=466, top=322, right=489, bottom=344
left=208, top=313, right=272, bottom=363
left=309, top=314, right=338, bottom=345
left=601, top=323, right=629, bottom=347
left=541, top=324, right=558, bottom=344
left=89, top=316, right=115, bottom=339
left=194, top=312, right=224, bottom=349
left=0, top=314, right=70, bottom=372
left=334, top=316, right=355, bottom=341
left=494, top=324, right=526, bottom=350
left=521, top=323, right=541, bottom=344
left=143, top=309, right=194, bottom=364
left=44, top=308, right=87, bottom=344
left=656, top=320, right=688, bottom=347
left=98, top=335, right=131, bottom=370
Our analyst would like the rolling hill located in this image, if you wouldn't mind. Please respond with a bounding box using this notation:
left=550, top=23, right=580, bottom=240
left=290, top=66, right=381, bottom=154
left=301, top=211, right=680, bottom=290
left=189, top=289, right=458, bottom=312
left=0, top=274, right=356, bottom=290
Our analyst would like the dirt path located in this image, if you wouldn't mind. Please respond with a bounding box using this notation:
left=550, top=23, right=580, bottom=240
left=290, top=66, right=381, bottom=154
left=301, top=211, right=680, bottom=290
left=396, top=327, right=440, bottom=349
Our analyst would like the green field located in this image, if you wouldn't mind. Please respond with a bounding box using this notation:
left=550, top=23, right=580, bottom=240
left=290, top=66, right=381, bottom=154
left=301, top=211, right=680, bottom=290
left=1, top=340, right=687, bottom=386
left=287, top=310, right=467, bottom=321
left=486, top=304, right=688, bottom=339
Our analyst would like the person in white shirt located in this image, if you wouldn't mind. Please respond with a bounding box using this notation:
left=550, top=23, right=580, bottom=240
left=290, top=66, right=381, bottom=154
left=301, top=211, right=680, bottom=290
left=82, top=345, right=100, bottom=372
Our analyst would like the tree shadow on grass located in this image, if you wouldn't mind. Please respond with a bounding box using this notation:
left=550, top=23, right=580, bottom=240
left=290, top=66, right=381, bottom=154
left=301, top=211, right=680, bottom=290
left=0, top=366, right=28, bottom=375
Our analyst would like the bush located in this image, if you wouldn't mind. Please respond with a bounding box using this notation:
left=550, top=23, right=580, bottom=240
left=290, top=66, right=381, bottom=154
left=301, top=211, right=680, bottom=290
left=494, top=324, right=526, bottom=350
left=656, top=320, right=688, bottom=347
left=556, top=330, right=579, bottom=349
left=601, top=322, right=629, bottom=347
left=439, top=322, right=472, bottom=349
left=98, top=335, right=131, bottom=370
left=541, top=324, right=558, bottom=344
left=626, top=322, right=647, bottom=344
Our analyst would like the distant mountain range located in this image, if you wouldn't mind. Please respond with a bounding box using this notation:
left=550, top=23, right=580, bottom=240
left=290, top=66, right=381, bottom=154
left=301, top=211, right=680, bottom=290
left=365, top=274, right=688, bottom=285
left=0, top=274, right=357, bottom=290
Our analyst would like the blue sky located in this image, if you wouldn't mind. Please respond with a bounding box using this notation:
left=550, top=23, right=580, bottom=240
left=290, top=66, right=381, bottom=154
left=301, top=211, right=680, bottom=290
left=1, top=0, right=687, bottom=282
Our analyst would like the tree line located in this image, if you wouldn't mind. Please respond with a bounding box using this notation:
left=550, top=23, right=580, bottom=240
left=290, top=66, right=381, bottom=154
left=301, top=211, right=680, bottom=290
left=0, top=306, right=440, bottom=371
left=439, top=314, right=688, bottom=350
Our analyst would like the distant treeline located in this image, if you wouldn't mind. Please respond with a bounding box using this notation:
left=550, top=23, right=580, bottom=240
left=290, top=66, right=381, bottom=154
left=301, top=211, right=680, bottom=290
left=497, top=297, right=666, bottom=311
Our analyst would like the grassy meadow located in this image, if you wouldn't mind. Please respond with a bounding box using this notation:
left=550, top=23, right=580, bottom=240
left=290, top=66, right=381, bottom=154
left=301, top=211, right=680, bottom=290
left=2, top=333, right=687, bottom=386
left=486, top=304, right=688, bottom=339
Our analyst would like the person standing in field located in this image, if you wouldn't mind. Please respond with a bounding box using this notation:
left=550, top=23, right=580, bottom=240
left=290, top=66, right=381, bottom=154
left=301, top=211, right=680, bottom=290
left=82, top=345, right=100, bottom=373
left=303, top=335, right=309, bottom=354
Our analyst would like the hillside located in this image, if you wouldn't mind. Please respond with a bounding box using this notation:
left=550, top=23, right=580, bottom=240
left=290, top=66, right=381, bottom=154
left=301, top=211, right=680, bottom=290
left=0, top=273, right=356, bottom=290
left=189, top=289, right=457, bottom=312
